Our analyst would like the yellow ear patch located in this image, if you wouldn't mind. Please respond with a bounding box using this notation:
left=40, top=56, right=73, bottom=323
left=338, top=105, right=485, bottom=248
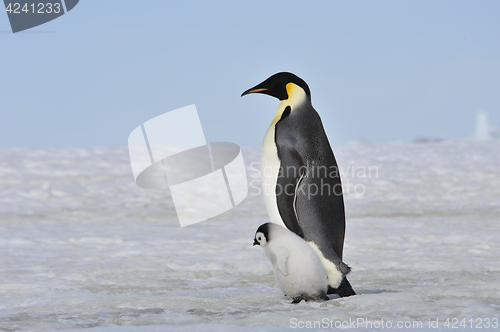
left=285, top=83, right=299, bottom=98
left=270, top=83, right=307, bottom=125
left=284, top=83, right=307, bottom=106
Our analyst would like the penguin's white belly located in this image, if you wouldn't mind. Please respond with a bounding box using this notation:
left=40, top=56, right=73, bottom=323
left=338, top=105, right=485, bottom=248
left=261, top=125, right=286, bottom=228
left=308, top=241, right=344, bottom=288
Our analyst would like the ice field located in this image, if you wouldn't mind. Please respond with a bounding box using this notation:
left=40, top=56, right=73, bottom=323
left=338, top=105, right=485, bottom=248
left=0, top=140, right=499, bottom=331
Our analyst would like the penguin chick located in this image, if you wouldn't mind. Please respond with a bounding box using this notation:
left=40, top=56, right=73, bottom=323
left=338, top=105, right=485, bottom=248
left=253, top=223, right=329, bottom=304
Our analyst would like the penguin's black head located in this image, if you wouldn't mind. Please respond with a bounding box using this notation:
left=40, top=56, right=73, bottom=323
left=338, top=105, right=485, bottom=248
left=241, top=72, right=311, bottom=101
left=253, top=223, right=271, bottom=246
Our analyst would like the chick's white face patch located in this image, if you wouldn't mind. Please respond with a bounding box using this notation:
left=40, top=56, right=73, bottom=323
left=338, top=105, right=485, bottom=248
left=255, top=232, right=267, bottom=246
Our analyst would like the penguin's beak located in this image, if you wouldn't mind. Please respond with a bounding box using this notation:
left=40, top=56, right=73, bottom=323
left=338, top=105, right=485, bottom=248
left=253, top=239, right=259, bottom=246
left=241, top=86, right=268, bottom=97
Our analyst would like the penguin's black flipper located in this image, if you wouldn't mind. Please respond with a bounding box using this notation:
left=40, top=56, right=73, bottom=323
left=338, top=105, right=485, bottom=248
left=327, top=277, right=356, bottom=297
left=275, top=142, right=305, bottom=239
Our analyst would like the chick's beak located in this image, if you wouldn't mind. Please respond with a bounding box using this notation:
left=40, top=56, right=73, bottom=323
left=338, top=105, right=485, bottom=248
left=253, top=239, right=259, bottom=246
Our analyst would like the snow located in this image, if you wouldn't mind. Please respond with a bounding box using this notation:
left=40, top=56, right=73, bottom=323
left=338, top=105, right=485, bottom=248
left=0, top=140, right=499, bottom=331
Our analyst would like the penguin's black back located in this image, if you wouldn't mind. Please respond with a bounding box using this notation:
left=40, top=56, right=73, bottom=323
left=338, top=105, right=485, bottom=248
left=274, top=102, right=346, bottom=263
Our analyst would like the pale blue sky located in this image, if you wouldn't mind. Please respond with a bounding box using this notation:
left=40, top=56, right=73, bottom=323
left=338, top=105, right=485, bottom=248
left=1, top=1, right=499, bottom=148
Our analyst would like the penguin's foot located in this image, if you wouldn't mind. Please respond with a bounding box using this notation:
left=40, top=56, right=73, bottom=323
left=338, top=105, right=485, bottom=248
left=291, top=293, right=329, bottom=304
left=327, top=277, right=356, bottom=298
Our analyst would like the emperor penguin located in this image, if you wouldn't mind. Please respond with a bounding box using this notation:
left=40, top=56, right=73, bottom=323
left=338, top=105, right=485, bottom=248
left=241, top=72, right=356, bottom=297
left=253, top=222, right=329, bottom=304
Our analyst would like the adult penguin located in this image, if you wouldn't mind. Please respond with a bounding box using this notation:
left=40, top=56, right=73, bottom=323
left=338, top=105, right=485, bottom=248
left=242, top=72, right=355, bottom=297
